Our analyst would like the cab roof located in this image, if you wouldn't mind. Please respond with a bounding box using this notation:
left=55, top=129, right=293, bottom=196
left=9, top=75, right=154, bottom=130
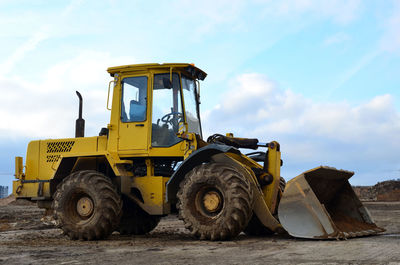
left=107, top=63, right=207, bottom=81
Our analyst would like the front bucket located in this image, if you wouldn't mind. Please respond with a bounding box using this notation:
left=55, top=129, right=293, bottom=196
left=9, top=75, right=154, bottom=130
left=278, top=166, right=385, bottom=239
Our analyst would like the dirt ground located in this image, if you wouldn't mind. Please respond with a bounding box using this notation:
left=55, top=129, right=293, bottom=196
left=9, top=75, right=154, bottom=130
left=0, top=201, right=399, bottom=265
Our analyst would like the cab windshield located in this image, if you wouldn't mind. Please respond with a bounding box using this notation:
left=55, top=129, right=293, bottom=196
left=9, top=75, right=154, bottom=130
left=181, top=75, right=201, bottom=136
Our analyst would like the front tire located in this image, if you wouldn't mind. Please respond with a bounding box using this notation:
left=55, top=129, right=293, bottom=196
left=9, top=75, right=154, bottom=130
left=177, top=163, right=254, bottom=240
left=52, top=170, right=122, bottom=240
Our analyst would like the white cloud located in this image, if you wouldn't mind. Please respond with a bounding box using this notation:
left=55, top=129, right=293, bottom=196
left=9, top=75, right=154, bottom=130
left=0, top=50, right=136, bottom=140
left=202, top=73, right=400, bottom=184
left=0, top=26, right=50, bottom=75
left=0, top=0, right=84, bottom=75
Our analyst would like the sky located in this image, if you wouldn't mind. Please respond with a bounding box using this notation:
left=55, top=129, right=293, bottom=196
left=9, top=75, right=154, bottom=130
left=1, top=0, right=400, bottom=194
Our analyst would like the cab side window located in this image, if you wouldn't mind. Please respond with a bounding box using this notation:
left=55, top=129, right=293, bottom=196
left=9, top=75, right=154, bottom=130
left=121, top=76, right=148, bottom=122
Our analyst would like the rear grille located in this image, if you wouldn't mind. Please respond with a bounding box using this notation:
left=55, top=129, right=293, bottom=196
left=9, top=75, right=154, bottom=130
left=46, top=141, right=75, bottom=163
left=47, top=141, right=75, bottom=153
left=46, top=155, right=61, bottom=163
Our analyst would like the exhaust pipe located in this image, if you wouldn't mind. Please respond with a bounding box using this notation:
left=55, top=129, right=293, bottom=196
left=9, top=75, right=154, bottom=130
left=75, top=91, right=85, bottom=138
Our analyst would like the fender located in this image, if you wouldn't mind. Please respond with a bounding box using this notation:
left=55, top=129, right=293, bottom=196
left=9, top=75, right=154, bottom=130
left=50, top=153, right=133, bottom=194
left=166, top=144, right=240, bottom=204
left=50, top=155, right=109, bottom=194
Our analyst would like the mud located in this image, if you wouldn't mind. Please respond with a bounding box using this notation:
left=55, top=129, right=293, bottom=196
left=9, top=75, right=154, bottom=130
left=331, top=213, right=381, bottom=233
left=0, top=201, right=399, bottom=265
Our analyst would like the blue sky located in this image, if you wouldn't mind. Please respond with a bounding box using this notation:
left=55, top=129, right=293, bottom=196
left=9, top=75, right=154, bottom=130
left=1, top=0, right=400, bottom=194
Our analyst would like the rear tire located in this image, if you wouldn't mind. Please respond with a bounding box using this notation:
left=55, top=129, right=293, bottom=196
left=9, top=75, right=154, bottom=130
left=177, top=163, right=253, bottom=240
left=118, top=196, right=161, bottom=235
left=52, top=170, right=122, bottom=240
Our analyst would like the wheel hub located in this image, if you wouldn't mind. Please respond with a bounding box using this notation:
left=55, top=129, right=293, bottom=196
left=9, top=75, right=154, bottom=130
left=202, top=191, right=222, bottom=213
left=76, top=196, right=94, bottom=217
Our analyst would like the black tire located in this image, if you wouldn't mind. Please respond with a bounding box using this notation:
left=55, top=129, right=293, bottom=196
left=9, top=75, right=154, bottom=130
left=52, top=170, right=122, bottom=240
left=177, top=163, right=254, bottom=240
left=279, top=177, right=286, bottom=192
left=244, top=176, right=286, bottom=236
left=118, top=195, right=161, bottom=235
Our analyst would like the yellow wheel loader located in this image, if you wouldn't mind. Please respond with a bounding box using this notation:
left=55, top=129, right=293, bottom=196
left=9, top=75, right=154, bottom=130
left=13, top=63, right=384, bottom=240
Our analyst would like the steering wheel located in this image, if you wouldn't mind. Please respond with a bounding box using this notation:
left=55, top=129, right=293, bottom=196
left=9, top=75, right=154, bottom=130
left=161, top=112, right=183, bottom=125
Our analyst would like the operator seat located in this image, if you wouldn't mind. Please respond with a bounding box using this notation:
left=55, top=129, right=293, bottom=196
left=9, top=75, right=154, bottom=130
left=129, top=100, right=146, bottom=121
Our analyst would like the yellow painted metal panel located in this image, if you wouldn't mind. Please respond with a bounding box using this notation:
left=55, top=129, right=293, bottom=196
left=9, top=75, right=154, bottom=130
left=23, top=137, right=105, bottom=182
left=107, top=63, right=206, bottom=80
left=36, top=137, right=99, bottom=180
left=16, top=137, right=109, bottom=198
left=147, top=141, right=187, bottom=157
left=13, top=181, right=50, bottom=198
left=25, top=141, right=40, bottom=180
left=118, top=121, right=149, bottom=151
left=97, top=136, right=107, bottom=152
left=132, top=176, right=170, bottom=215
left=264, top=142, right=281, bottom=213
left=107, top=73, right=121, bottom=153
left=14, top=157, right=23, bottom=179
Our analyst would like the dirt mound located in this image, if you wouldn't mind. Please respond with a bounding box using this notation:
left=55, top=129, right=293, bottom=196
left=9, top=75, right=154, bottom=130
left=353, top=179, right=400, bottom=201
left=0, top=194, right=15, bottom=206
left=8, top=198, right=36, bottom=206
left=0, top=194, right=36, bottom=206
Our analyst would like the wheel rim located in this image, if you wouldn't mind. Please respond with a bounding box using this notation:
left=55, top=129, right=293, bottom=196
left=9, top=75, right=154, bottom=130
left=196, top=187, right=224, bottom=217
left=203, top=191, right=222, bottom=213
left=76, top=196, right=94, bottom=218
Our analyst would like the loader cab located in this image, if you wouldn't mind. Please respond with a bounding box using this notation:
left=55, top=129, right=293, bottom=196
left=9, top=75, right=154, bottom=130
left=107, top=63, right=206, bottom=157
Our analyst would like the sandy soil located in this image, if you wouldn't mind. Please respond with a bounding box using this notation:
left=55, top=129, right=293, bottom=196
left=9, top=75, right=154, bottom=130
left=0, top=201, right=399, bottom=265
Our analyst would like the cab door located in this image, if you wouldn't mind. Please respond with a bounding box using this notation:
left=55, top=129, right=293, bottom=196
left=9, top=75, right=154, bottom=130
left=118, top=75, right=149, bottom=151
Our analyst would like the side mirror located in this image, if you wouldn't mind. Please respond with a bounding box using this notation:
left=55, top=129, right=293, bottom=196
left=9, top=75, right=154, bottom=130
left=163, top=78, right=173, bottom=89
